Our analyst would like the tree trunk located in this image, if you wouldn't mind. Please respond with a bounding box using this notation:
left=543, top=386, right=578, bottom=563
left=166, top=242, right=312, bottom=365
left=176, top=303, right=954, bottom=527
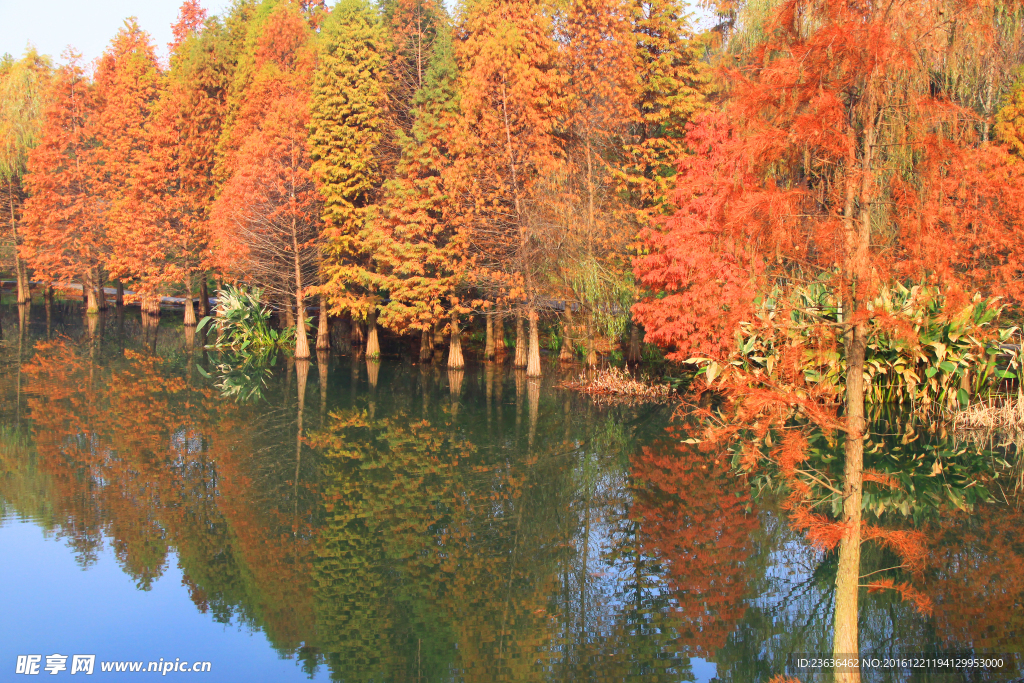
left=292, top=216, right=310, bottom=359
left=336, top=313, right=352, bottom=354
left=116, top=281, right=124, bottom=308
left=366, top=310, right=380, bottom=359
left=420, top=328, right=432, bottom=362
left=84, top=271, right=99, bottom=314
left=833, top=319, right=867, bottom=681
left=283, top=295, right=295, bottom=330
left=317, top=293, right=330, bottom=350
left=95, top=267, right=107, bottom=310
left=351, top=317, right=365, bottom=346
left=485, top=311, right=495, bottom=361
left=832, top=101, right=876, bottom=683
left=16, top=257, right=29, bottom=304
left=183, top=278, right=197, bottom=326
left=448, top=312, right=465, bottom=369
left=199, top=277, right=209, bottom=317
left=527, top=308, right=541, bottom=377
left=494, top=314, right=506, bottom=358
left=628, top=323, right=641, bottom=363
left=514, top=315, right=527, bottom=368
left=8, top=178, right=29, bottom=305
left=433, top=320, right=445, bottom=349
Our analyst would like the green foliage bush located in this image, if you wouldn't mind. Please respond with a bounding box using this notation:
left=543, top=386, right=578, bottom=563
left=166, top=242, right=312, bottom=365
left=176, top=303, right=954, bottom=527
left=197, top=285, right=295, bottom=356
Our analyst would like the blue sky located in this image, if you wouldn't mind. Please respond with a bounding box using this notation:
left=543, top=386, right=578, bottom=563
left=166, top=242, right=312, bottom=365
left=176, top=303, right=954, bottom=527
left=0, top=0, right=235, bottom=66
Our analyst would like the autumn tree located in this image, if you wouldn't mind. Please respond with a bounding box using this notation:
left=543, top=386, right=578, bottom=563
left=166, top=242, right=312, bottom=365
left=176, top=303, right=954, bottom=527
left=634, top=0, right=1024, bottom=677
left=20, top=53, right=104, bottom=310
left=996, top=80, right=1024, bottom=160
left=124, top=3, right=231, bottom=325
left=90, top=19, right=162, bottom=311
left=0, top=49, right=52, bottom=305
left=447, top=0, right=566, bottom=377
left=384, top=0, right=446, bottom=135
left=310, top=0, right=391, bottom=358
left=375, top=25, right=467, bottom=366
left=619, top=0, right=709, bottom=228
left=211, top=1, right=320, bottom=359
left=552, top=0, right=637, bottom=366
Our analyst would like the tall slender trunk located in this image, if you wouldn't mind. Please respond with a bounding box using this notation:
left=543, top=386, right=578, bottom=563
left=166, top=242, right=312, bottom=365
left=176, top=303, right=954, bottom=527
left=832, top=100, right=876, bottom=683
left=448, top=312, right=464, bottom=369
left=317, top=292, right=330, bottom=350
left=420, top=328, right=432, bottom=362
left=198, top=276, right=209, bottom=317
left=514, top=315, right=527, bottom=368
left=292, top=218, right=310, bottom=360
left=494, top=314, right=506, bottom=358
left=527, top=308, right=541, bottom=377
left=485, top=311, right=495, bottom=361
left=84, top=270, right=99, bottom=314
left=8, top=178, right=29, bottom=305
left=116, top=281, right=124, bottom=308
left=628, top=323, right=641, bottom=363
left=366, top=310, right=380, bottom=359
left=183, top=277, right=197, bottom=326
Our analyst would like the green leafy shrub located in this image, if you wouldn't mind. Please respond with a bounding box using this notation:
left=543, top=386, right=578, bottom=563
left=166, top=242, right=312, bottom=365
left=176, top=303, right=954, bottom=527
left=197, top=285, right=295, bottom=357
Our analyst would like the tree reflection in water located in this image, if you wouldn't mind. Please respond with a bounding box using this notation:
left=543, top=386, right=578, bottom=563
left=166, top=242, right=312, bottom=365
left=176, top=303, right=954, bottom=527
left=0, top=307, right=1022, bottom=681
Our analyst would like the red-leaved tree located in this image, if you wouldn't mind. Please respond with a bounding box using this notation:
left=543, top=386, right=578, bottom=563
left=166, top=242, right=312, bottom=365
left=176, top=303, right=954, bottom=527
left=633, top=0, right=1024, bottom=675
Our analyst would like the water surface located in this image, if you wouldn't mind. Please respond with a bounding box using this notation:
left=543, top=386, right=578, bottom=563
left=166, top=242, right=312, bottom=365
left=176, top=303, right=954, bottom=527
left=0, top=302, right=1021, bottom=682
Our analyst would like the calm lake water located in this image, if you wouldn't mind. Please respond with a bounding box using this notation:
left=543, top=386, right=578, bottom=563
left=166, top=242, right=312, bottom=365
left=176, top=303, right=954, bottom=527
left=1, top=302, right=1021, bottom=682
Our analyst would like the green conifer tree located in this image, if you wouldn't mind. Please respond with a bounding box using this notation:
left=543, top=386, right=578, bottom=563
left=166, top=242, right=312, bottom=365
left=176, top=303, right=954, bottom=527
left=309, top=0, right=390, bottom=357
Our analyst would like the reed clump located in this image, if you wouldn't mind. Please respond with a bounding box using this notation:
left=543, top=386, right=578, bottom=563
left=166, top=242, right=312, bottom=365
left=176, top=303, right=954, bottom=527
left=559, top=367, right=673, bottom=402
left=952, top=396, right=1024, bottom=431
left=953, top=397, right=1024, bottom=494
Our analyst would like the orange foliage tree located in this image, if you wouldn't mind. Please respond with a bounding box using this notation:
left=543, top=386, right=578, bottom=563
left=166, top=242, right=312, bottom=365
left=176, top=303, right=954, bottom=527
left=211, top=2, right=319, bottom=358
left=375, top=27, right=466, bottom=365
left=91, top=19, right=162, bottom=309
left=20, top=54, right=102, bottom=308
left=122, top=1, right=229, bottom=325
left=633, top=0, right=1024, bottom=673
left=447, top=0, right=567, bottom=377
